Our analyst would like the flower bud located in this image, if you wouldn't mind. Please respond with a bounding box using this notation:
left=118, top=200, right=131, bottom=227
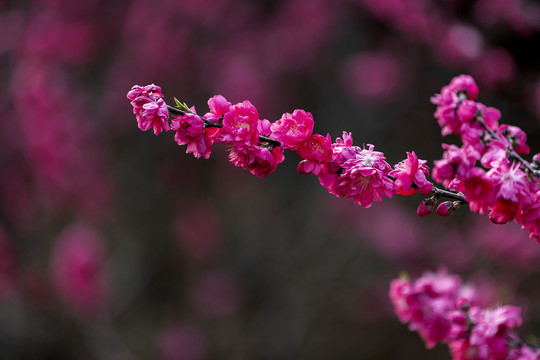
left=417, top=196, right=437, bottom=217
left=436, top=201, right=461, bottom=216
left=455, top=297, right=470, bottom=311
left=532, top=153, right=540, bottom=170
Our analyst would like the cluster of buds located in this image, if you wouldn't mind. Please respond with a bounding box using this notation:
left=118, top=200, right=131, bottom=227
left=390, top=270, right=538, bottom=360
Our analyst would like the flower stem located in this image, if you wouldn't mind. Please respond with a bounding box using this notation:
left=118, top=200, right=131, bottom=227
left=476, top=116, right=540, bottom=178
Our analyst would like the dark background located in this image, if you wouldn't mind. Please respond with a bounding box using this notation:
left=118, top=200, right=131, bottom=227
left=1, top=0, right=540, bottom=359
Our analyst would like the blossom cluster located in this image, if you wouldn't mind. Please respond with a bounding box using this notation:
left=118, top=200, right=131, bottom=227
left=390, top=270, right=539, bottom=360
left=127, top=86, right=433, bottom=207
left=128, top=74, right=540, bottom=238
left=431, top=75, right=540, bottom=241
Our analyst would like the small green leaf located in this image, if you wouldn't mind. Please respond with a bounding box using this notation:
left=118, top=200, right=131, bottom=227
left=399, top=271, right=410, bottom=281
left=173, top=98, right=191, bottom=112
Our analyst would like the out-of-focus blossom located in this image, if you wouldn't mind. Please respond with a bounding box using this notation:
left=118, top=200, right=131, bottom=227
left=471, top=48, right=515, bottom=88
left=50, top=223, right=107, bottom=315
left=433, top=144, right=479, bottom=187
left=175, top=203, right=222, bottom=263
left=158, top=324, right=206, bottom=360
left=340, top=51, right=402, bottom=103
left=189, top=271, right=244, bottom=317
left=438, top=25, right=485, bottom=65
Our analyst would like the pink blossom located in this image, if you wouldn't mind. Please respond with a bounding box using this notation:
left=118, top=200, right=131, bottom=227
left=207, top=94, right=231, bottom=118
left=335, top=144, right=394, bottom=208
left=218, top=100, right=259, bottom=148
left=391, top=271, right=533, bottom=360
left=228, top=145, right=255, bottom=169
left=469, top=306, right=522, bottom=341
left=449, top=340, right=490, bottom=360
left=296, top=133, right=333, bottom=175
left=480, top=105, right=501, bottom=131
left=126, top=84, right=163, bottom=101
left=516, top=191, right=540, bottom=242
left=448, top=75, right=479, bottom=100
left=456, top=100, right=480, bottom=124
left=448, top=309, right=469, bottom=340
left=257, top=118, right=273, bottom=135
left=390, top=151, right=433, bottom=196
left=488, top=199, right=520, bottom=224
left=318, top=137, right=394, bottom=207
left=389, top=277, right=414, bottom=323
left=467, top=306, right=522, bottom=358
left=515, top=346, right=540, bottom=360
left=270, top=109, right=314, bottom=150
left=485, top=159, right=532, bottom=224
left=431, top=87, right=462, bottom=136
left=248, top=145, right=285, bottom=178
left=433, top=144, right=480, bottom=187
left=457, top=168, right=495, bottom=215
left=389, top=270, right=466, bottom=348
left=431, top=75, right=479, bottom=136
left=127, top=84, right=170, bottom=135
left=481, top=139, right=509, bottom=168
left=171, top=108, right=219, bottom=159
left=499, top=125, right=530, bottom=155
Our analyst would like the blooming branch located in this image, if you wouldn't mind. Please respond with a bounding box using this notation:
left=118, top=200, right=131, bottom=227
left=127, top=75, right=540, bottom=242
left=390, top=270, right=539, bottom=360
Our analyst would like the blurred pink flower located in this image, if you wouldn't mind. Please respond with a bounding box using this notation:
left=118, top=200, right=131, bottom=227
left=340, top=51, right=402, bottom=103
left=175, top=204, right=222, bottom=263
left=470, top=48, right=515, bottom=89
left=437, top=25, right=484, bottom=65
left=190, top=271, right=244, bottom=317
left=158, top=324, right=206, bottom=360
left=474, top=0, right=539, bottom=35
left=50, top=223, right=107, bottom=315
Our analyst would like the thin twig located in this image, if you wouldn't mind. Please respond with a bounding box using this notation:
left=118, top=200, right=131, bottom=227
left=167, top=105, right=281, bottom=147
left=476, top=116, right=540, bottom=178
